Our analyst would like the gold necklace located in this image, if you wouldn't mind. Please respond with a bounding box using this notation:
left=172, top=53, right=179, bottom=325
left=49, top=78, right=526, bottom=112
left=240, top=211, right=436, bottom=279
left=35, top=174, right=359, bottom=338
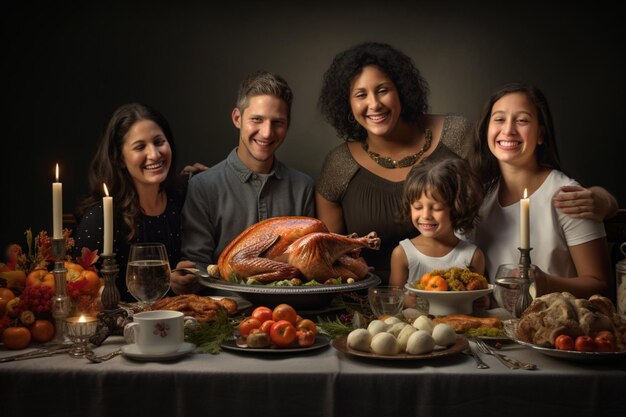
left=361, top=129, right=432, bottom=169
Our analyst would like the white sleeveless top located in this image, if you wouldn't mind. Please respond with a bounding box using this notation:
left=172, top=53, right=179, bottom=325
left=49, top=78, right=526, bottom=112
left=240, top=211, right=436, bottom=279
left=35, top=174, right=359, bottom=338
left=399, top=239, right=478, bottom=285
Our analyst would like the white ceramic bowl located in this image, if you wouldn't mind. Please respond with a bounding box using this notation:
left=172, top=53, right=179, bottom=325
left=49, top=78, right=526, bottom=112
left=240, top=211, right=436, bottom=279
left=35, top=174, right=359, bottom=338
left=404, top=284, right=494, bottom=316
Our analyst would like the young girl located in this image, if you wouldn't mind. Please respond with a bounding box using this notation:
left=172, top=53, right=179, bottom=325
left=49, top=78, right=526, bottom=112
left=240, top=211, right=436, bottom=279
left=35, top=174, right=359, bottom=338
left=468, top=82, right=612, bottom=299
left=389, top=158, right=485, bottom=308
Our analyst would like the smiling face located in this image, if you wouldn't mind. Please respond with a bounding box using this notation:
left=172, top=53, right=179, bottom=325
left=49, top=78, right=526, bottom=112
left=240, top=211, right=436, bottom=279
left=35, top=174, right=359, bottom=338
left=233, top=94, right=289, bottom=173
left=410, top=190, right=454, bottom=240
left=121, top=119, right=172, bottom=190
left=488, top=92, right=544, bottom=169
left=349, top=65, right=402, bottom=139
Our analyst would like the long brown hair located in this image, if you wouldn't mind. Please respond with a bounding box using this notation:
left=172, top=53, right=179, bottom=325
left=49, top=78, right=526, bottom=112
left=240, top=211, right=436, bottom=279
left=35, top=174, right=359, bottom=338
left=76, top=103, right=180, bottom=239
left=469, top=82, right=562, bottom=196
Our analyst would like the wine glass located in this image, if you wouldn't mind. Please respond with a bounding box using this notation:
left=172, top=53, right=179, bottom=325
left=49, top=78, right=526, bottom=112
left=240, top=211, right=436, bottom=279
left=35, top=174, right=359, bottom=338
left=126, top=242, right=171, bottom=307
left=493, top=264, right=536, bottom=316
left=368, top=286, right=404, bottom=319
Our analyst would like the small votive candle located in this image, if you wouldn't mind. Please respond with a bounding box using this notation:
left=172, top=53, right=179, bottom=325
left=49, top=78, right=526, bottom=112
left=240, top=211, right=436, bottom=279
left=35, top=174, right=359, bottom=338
left=65, top=315, right=98, bottom=358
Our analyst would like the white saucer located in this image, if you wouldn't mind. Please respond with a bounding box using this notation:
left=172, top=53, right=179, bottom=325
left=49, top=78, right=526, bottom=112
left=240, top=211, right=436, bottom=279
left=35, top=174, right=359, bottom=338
left=121, top=342, right=196, bottom=361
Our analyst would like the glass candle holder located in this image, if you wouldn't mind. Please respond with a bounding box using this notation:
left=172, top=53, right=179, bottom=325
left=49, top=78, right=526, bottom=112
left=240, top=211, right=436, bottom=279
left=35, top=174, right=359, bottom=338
left=65, top=316, right=98, bottom=358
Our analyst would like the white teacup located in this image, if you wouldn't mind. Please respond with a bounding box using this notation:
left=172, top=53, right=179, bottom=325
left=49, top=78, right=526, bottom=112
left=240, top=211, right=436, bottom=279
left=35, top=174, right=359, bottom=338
left=124, top=310, right=196, bottom=355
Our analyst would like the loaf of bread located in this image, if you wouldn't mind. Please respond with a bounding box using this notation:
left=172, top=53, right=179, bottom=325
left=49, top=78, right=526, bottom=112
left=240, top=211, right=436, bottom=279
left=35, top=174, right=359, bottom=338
left=516, top=292, right=625, bottom=349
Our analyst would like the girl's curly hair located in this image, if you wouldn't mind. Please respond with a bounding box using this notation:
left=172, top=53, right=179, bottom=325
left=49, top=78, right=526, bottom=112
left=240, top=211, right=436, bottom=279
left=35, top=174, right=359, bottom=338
left=319, top=42, right=429, bottom=141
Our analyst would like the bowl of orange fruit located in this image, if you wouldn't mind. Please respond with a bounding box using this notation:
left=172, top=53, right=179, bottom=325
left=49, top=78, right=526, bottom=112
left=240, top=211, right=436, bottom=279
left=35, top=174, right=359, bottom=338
left=404, top=268, right=493, bottom=316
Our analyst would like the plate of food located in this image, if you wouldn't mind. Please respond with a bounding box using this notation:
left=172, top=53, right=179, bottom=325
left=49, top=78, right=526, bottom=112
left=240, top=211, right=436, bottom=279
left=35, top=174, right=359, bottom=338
left=504, top=319, right=626, bottom=361
left=405, top=284, right=493, bottom=316
left=332, top=334, right=468, bottom=361
left=221, top=334, right=331, bottom=354
left=124, top=294, right=246, bottom=323
left=200, top=273, right=381, bottom=310
left=433, top=314, right=508, bottom=341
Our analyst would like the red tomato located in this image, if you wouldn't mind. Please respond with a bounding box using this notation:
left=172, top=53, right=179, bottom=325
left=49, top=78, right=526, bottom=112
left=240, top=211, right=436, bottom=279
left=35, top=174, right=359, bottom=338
left=260, top=319, right=276, bottom=334
left=2, top=326, right=31, bottom=350
left=272, top=304, right=297, bottom=325
left=297, top=319, right=318, bottom=335
left=594, top=330, right=615, bottom=342
left=574, top=335, right=596, bottom=352
left=296, top=329, right=316, bottom=347
left=594, top=331, right=616, bottom=352
left=251, top=306, right=273, bottom=323
left=554, top=334, right=574, bottom=351
left=270, top=320, right=297, bottom=347
left=239, top=317, right=262, bottom=337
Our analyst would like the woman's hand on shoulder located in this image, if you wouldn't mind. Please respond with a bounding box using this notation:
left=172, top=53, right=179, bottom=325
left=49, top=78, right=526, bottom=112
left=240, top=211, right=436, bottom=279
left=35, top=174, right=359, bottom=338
left=180, top=163, right=209, bottom=178
left=552, top=185, right=617, bottom=222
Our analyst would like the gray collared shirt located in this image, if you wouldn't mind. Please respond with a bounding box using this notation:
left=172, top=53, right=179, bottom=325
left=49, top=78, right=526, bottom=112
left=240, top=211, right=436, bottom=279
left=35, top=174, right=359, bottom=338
left=181, top=148, right=315, bottom=270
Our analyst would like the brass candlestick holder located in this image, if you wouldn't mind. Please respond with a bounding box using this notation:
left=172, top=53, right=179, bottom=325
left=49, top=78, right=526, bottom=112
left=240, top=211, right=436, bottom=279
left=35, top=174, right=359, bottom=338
left=51, top=238, right=71, bottom=344
left=513, top=247, right=534, bottom=318
left=89, top=254, right=128, bottom=346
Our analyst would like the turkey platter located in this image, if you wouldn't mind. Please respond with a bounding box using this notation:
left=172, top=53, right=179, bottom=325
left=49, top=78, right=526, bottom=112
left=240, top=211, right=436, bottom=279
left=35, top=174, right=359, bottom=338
left=207, top=216, right=381, bottom=284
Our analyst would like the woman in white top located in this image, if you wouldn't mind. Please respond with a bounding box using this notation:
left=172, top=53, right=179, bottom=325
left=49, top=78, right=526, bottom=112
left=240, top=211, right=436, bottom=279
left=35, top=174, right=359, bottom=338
left=469, top=83, right=612, bottom=299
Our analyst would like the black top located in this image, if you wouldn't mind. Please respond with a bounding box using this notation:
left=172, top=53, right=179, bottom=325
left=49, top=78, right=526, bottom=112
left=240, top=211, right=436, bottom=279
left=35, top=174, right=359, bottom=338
left=73, top=194, right=183, bottom=301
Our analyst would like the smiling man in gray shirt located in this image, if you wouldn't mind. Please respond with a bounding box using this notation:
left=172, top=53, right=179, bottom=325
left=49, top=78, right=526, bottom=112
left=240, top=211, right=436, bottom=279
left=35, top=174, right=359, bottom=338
left=171, top=71, right=315, bottom=294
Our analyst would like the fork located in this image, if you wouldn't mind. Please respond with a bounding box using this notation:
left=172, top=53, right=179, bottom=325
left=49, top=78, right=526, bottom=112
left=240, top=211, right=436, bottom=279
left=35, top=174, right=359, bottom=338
left=472, top=337, right=519, bottom=369
left=473, top=337, right=537, bottom=370
left=464, top=341, right=489, bottom=369
left=85, top=349, right=124, bottom=363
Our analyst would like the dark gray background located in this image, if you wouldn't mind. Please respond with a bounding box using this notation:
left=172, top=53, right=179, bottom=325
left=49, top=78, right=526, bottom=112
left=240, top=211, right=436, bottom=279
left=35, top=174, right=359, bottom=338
left=2, top=1, right=622, bottom=255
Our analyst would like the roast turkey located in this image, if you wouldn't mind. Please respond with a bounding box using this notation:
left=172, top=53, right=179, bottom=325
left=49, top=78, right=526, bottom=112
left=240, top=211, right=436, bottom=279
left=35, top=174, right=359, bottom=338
left=208, top=216, right=381, bottom=283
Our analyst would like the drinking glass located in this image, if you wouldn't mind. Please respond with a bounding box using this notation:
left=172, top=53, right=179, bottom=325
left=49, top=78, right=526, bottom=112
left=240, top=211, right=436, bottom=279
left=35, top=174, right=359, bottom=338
left=368, top=286, right=404, bottom=319
left=493, top=264, right=535, bottom=316
left=126, top=242, right=171, bottom=307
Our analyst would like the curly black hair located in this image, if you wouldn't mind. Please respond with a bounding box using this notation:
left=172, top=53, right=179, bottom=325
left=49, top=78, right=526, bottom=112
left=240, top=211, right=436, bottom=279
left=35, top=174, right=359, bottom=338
left=318, top=42, right=430, bottom=142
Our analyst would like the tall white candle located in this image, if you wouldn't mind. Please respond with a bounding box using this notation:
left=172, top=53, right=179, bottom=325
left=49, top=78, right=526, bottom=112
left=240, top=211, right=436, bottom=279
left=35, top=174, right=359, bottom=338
left=52, top=164, right=63, bottom=239
left=103, top=183, right=113, bottom=255
left=520, top=188, right=530, bottom=249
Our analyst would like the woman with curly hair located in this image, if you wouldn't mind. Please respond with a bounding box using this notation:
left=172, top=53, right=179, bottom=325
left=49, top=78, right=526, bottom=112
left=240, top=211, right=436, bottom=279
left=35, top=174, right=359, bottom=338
left=74, top=103, right=186, bottom=300
left=316, top=42, right=472, bottom=283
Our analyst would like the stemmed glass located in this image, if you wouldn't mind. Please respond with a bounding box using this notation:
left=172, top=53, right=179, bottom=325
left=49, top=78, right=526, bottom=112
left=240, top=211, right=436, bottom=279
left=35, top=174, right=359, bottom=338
left=126, top=242, right=171, bottom=308
left=368, top=286, right=405, bottom=319
left=493, top=264, right=536, bottom=317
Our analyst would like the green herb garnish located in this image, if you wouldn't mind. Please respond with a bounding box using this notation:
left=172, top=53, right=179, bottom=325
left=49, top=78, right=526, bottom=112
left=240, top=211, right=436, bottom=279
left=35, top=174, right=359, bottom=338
left=184, top=310, right=240, bottom=354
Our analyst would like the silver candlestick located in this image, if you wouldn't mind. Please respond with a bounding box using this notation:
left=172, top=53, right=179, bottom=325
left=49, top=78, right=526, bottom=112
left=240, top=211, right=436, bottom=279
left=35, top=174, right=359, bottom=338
left=51, top=238, right=70, bottom=344
left=89, top=254, right=128, bottom=346
left=513, top=247, right=534, bottom=318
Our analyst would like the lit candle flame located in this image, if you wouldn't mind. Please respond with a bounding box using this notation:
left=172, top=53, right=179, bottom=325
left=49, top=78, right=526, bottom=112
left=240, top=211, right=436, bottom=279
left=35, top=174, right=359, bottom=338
left=78, top=315, right=86, bottom=323
left=103, top=183, right=110, bottom=197
left=523, top=188, right=527, bottom=198
left=55, top=163, right=59, bottom=182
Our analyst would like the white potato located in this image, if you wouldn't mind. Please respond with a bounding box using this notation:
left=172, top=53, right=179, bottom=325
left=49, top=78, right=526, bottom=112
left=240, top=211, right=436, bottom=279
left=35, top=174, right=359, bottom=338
left=386, top=322, right=409, bottom=337
left=347, top=329, right=372, bottom=352
left=413, top=315, right=434, bottom=334
left=406, top=330, right=435, bottom=355
left=396, top=324, right=417, bottom=351
left=370, top=332, right=400, bottom=355
left=383, top=316, right=403, bottom=325
left=401, top=308, right=421, bottom=323
left=431, top=323, right=457, bottom=347
left=367, top=320, right=389, bottom=336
